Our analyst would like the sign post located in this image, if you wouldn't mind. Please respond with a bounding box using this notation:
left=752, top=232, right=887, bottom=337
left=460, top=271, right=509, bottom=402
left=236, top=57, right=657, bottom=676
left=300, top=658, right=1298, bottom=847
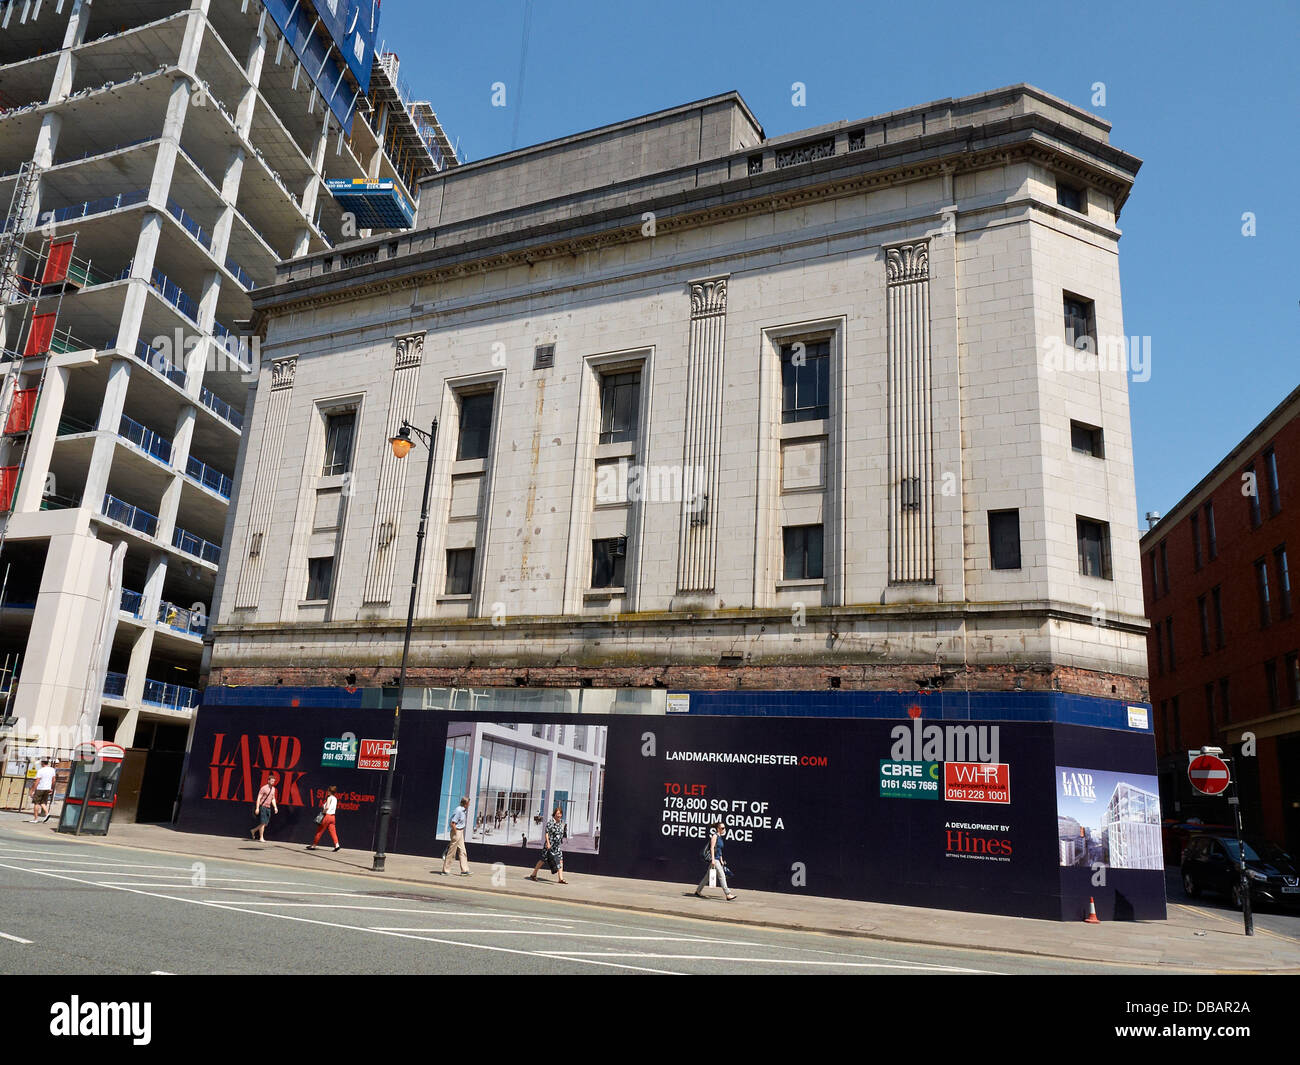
left=1189, top=748, right=1252, bottom=937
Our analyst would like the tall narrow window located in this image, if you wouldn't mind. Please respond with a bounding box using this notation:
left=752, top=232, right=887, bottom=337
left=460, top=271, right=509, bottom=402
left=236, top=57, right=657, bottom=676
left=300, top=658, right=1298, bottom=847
left=1172, top=695, right=1182, bottom=751
left=1220, top=677, right=1232, bottom=723
left=445, top=548, right=475, bottom=595
left=1063, top=295, right=1095, bottom=351
left=1264, top=447, right=1281, bottom=516
left=1205, top=500, right=1217, bottom=559
left=1190, top=512, right=1202, bottom=570
left=1198, top=595, right=1210, bottom=655
left=322, top=412, right=356, bottom=476
left=1076, top=517, right=1111, bottom=579
left=1247, top=462, right=1262, bottom=527
left=306, top=556, right=334, bottom=601
left=1150, top=553, right=1161, bottom=598
left=782, top=524, right=824, bottom=580
left=591, top=536, right=627, bottom=589
left=780, top=340, right=830, bottom=422
left=1152, top=625, right=1164, bottom=676
left=988, top=510, right=1021, bottom=569
left=457, top=392, right=494, bottom=461
left=1159, top=540, right=1170, bottom=594
left=1165, top=616, right=1176, bottom=671
left=1276, top=545, right=1292, bottom=618
left=598, top=371, right=640, bottom=444
left=1286, top=652, right=1300, bottom=707
left=1255, top=558, right=1271, bottom=628
left=1212, top=585, right=1226, bottom=648
left=1205, top=682, right=1216, bottom=731
left=1265, top=659, right=1279, bottom=712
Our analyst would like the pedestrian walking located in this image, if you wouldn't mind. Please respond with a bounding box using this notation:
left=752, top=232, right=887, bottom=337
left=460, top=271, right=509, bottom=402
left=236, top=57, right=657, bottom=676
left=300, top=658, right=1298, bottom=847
left=306, top=785, right=340, bottom=852
left=527, top=806, right=567, bottom=883
left=250, top=774, right=278, bottom=842
left=30, top=759, right=56, bottom=823
left=694, top=821, right=736, bottom=901
left=442, top=796, right=472, bottom=875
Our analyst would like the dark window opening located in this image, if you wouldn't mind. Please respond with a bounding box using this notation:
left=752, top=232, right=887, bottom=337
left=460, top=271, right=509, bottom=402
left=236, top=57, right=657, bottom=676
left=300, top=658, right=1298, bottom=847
left=306, top=556, right=334, bottom=601
left=1063, top=295, right=1095, bottom=352
left=1070, top=420, right=1104, bottom=458
left=1076, top=517, right=1111, bottom=579
left=591, top=536, right=627, bottom=589
left=782, top=524, right=824, bottom=580
left=780, top=340, right=830, bottom=423
left=598, top=371, right=641, bottom=444
left=445, top=548, right=475, bottom=595
left=457, top=392, right=495, bottom=461
left=1056, top=181, right=1085, bottom=212
left=988, top=510, right=1021, bottom=569
left=322, top=411, right=356, bottom=476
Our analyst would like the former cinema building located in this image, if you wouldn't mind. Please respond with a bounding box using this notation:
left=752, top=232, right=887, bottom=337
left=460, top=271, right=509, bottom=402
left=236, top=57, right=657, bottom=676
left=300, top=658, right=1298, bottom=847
left=181, top=84, right=1159, bottom=920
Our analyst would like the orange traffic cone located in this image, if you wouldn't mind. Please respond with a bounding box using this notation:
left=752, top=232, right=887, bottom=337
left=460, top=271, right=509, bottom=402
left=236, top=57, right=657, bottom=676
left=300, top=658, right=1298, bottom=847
left=1084, top=897, right=1100, bottom=923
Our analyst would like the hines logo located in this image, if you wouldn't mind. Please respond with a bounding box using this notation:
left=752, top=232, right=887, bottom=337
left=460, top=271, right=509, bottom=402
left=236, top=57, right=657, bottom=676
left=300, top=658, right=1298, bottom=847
left=50, top=998, right=151, bottom=1045
left=945, top=823, right=1013, bottom=862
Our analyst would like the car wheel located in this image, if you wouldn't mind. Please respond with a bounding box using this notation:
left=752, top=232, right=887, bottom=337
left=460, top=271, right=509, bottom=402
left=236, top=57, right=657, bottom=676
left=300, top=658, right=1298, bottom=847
left=1182, top=872, right=1199, bottom=898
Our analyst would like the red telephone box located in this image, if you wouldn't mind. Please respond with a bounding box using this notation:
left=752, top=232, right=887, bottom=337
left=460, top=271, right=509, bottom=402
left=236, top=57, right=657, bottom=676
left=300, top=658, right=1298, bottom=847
left=58, top=742, right=126, bottom=836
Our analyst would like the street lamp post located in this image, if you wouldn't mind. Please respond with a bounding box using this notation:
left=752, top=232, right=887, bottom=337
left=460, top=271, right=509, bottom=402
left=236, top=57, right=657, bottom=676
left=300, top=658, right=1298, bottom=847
left=371, top=418, right=437, bottom=873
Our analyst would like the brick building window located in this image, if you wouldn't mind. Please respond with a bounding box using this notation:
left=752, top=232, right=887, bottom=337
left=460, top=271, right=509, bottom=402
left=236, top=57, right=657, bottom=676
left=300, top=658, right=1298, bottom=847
left=783, top=524, right=824, bottom=580
left=1159, top=540, right=1170, bottom=594
left=1205, top=682, right=1216, bottom=731
left=1172, top=694, right=1182, bottom=751
left=1198, top=595, right=1210, bottom=655
left=1264, top=447, right=1281, bottom=516
left=445, top=548, right=475, bottom=595
left=1165, top=616, right=1176, bottom=671
left=988, top=510, right=1021, bottom=569
left=1191, top=512, right=1202, bottom=570
left=1076, top=517, right=1111, bottom=579
left=1265, top=659, right=1279, bottom=712
left=1255, top=558, right=1271, bottom=628
left=1220, top=677, right=1232, bottom=723
left=1152, top=625, right=1164, bottom=675
left=1247, top=462, right=1262, bottom=527
left=1205, top=501, right=1217, bottom=559
left=1286, top=652, right=1300, bottom=707
left=1275, top=545, right=1291, bottom=618
left=1150, top=553, right=1161, bottom=598
left=1212, top=585, right=1226, bottom=648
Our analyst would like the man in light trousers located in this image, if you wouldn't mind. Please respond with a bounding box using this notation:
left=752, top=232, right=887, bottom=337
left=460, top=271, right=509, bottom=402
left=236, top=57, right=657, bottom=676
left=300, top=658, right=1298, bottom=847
left=442, top=797, right=472, bottom=875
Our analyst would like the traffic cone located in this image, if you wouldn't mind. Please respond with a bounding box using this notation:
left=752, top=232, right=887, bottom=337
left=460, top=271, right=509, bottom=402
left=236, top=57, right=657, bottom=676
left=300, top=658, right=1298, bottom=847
left=1084, top=897, right=1100, bottom=923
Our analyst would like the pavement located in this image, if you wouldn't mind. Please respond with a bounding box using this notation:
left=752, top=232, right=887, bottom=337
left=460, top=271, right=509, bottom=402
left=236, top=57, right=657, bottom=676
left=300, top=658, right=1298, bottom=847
left=6, top=813, right=1298, bottom=971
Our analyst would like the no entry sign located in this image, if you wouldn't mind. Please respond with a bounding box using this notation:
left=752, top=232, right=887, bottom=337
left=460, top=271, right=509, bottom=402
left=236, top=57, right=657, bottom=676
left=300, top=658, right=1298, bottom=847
left=1188, top=753, right=1230, bottom=795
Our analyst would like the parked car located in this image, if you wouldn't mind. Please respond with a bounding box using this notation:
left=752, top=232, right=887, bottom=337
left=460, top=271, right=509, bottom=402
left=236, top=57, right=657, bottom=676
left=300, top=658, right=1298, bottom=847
left=1161, top=819, right=1234, bottom=864
left=1180, top=835, right=1300, bottom=909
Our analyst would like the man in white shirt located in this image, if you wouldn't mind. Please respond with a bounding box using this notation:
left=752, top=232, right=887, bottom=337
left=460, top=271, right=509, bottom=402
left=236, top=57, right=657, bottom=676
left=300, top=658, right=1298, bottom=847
left=442, top=797, right=472, bottom=875
left=31, top=760, right=56, bottom=822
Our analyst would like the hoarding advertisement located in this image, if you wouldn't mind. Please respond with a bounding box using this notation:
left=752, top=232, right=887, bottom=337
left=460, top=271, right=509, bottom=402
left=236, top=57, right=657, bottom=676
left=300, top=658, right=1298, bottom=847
left=178, top=707, right=1165, bottom=922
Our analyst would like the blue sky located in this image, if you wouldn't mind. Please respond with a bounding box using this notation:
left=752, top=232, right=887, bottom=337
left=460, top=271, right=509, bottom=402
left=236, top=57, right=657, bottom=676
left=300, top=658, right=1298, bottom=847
left=375, top=0, right=1299, bottom=523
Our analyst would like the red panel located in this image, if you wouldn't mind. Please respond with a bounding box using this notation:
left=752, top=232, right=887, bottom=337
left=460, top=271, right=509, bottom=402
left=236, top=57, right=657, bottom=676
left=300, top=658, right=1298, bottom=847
left=41, top=240, right=75, bottom=284
left=23, top=313, right=56, bottom=356
left=4, top=388, right=36, bottom=435
left=0, top=466, right=19, bottom=513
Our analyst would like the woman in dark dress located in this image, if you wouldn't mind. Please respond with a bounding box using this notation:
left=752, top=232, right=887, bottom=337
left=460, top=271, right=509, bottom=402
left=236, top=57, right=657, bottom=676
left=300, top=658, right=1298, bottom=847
left=528, top=806, right=567, bottom=884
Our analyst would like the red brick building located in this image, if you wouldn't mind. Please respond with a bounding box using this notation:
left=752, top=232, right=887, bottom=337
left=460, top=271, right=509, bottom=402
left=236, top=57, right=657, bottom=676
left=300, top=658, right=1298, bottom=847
left=1141, top=384, right=1300, bottom=853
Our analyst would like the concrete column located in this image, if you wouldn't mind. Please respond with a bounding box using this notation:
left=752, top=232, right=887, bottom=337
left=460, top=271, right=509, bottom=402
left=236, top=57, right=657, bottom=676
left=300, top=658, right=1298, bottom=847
left=114, top=212, right=164, bottom=354
left=48, top=0, right=94, bottom=103
left=82, top=360, right=132, bottom=512
left=27, top=113, right=62, bottom=230
left=155, top=407, right=195, bottom=544
left=235, top=28, right=267, bottom=137
left=13, top=365, right=69, bottom=513
left=121, top=625, right=157, bottom=729
left=149, top=79, right=191, bottom=209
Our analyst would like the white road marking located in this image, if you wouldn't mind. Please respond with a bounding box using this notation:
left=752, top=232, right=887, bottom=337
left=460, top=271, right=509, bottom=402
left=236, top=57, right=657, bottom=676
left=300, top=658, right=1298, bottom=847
left=367, top=928, right=747, bottom=942
left=0, top=861, right=683, bottom=975
left=0, top=931, right=33, bottom=944
left=150, top=971, right=174, bottom=975
left=534, top=951, right=995, bottom=972
left=214, top=902, right=580, bottom=922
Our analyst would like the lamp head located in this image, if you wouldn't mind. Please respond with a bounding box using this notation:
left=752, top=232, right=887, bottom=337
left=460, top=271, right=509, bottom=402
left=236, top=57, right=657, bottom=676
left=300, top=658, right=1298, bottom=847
left=389, top=424, right=414, bottom=459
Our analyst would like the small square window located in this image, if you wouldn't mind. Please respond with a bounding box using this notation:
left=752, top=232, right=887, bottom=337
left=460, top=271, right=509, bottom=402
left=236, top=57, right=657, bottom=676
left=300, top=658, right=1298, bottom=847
left=306, top=556, right=334, bottom=601
left=1056, top=181, right=1085, bottom=213
left=598, top=371, right=640, bottom=444
left=533, top=344, right=555, bottom=370
left=1063, top=295, right=1095, bottom=352
left=446, top=548, right=475, bottom=595
left=591, top=536, right=627, bottom=589
left=1076, top=517, right=1111, bottom=579
left=782, top=524, right=824, bottom=580
left=1070, top=420, right=1103, bottom=458
left=780, top=340, right=830, bottom=423
left=322, top=411, right=355, bottom=476
left=457, top=392, right=494, bottom=461
left=988, top=510, right=1021, bottom=569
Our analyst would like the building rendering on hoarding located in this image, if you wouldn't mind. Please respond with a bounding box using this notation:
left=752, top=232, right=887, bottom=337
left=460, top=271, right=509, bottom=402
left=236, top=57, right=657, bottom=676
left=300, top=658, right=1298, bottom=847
left=0, top=0, right=452, bottom=819
left=1141, top=384, right=1300, bottom=853
left=213, top=83, right=1146, bottom=706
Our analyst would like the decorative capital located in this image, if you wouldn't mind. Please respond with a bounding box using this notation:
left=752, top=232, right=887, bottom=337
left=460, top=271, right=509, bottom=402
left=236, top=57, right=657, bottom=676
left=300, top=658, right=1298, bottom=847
left=886, top=241, right=929, bottom=284
left=689, top=276, right=728, bottom=318
left=270, top=356, right=297, bottom=390
left=395, top=331, right=425, bottom=369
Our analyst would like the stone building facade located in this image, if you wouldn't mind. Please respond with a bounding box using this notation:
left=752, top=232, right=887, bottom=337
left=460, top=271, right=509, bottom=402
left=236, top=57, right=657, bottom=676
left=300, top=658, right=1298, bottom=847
left=209, top=85, right=1147, bottom=702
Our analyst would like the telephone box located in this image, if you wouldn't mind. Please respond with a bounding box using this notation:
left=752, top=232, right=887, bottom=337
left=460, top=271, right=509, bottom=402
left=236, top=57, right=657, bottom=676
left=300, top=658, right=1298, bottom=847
left=58, top=742, right=126, bottom=836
